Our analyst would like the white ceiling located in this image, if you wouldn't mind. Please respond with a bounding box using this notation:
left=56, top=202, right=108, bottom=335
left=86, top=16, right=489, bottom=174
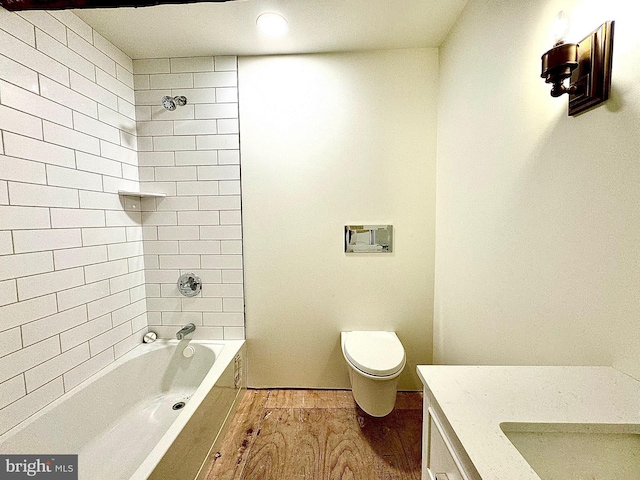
left=73, top=0, right=468, bottom=60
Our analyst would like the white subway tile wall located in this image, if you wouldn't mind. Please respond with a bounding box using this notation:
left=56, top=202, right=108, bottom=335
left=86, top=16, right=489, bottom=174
left=133, top=55, right=244, bottom=340
left=0, top=9, right=147, bottom=435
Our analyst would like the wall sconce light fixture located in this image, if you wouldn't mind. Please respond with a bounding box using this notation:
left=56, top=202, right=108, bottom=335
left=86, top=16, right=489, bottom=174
left=541, top=14, right=615, bottom=116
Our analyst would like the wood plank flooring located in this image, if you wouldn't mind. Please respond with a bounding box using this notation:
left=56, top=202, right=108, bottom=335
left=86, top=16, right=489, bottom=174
left=199, top=389, right=423, bottom=480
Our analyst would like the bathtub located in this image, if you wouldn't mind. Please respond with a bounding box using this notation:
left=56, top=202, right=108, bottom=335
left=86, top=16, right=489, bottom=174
left=0, top=339, right=246, bottom=480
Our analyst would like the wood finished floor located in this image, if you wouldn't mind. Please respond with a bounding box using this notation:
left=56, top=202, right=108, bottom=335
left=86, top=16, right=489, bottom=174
left=200, top=389, right=423, bottom=480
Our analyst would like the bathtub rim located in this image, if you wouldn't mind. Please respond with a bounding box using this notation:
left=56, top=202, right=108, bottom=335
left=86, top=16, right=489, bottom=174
left=0, top=338, right=244, bottom=480
left=129, top=339, right=244, bottom=480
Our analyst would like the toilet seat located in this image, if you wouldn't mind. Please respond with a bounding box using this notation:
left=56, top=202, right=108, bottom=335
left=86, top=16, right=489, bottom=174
left=342, top=331, right=405, bottom=377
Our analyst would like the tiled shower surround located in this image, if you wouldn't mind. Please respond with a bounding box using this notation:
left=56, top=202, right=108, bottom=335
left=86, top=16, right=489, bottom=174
left=0, top=8, right=243, bottom=435
left=133, top=57, right=244, bottom=340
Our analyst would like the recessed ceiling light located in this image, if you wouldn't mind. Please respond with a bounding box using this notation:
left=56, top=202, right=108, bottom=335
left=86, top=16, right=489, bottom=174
left=256, top=12, right=289, bottom=37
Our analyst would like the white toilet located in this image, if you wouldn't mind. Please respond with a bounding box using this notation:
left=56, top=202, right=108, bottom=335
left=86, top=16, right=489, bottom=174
left=341, top=330, right=406, bottom=417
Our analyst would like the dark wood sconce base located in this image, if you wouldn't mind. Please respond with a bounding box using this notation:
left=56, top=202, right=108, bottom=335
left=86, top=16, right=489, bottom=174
left=568, top=21, right=615, bottom=116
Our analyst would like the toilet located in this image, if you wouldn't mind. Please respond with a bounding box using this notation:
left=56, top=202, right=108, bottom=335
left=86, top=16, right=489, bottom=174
left=341, top=330, right=406, bottom=417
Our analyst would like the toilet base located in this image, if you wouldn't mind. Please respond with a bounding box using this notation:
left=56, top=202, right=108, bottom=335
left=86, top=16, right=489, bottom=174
left=348, top=367, right=399, bottom=417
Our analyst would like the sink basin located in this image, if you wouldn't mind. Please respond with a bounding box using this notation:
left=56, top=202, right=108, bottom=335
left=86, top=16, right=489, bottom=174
left=500, top=422, right=640, bottom=480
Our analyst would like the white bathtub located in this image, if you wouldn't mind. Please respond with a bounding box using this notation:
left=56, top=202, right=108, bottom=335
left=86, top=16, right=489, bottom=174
left=0, top=339, right=246, bottom=480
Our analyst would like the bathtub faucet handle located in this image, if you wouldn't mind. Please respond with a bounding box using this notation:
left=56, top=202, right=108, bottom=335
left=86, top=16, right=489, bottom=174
left=176, top=323, right=196, bottom=340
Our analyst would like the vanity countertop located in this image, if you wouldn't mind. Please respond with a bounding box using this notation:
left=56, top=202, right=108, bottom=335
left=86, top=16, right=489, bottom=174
left=417, top=365, right=640, bottom=480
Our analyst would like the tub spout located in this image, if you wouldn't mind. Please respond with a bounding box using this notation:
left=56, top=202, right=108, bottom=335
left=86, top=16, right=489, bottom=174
left=176, top=323, right=196, bottom=340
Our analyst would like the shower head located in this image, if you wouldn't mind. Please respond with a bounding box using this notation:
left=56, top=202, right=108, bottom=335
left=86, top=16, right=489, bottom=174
left=161, top=95, right=188, bottom=111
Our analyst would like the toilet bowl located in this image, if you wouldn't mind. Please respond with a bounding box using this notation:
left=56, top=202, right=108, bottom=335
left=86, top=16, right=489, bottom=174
left=341, top=330, right=406, bottom=417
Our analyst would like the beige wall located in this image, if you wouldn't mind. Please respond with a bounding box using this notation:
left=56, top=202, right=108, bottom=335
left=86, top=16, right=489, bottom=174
left=435, top=0, right=640, bottom=378
left=239, top=49, right=437, bottom=389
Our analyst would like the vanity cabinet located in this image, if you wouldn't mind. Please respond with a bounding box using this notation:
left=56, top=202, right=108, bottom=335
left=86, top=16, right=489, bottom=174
left=422, top=387, right=481, bottom=480
left=418, top=365, right=640, bottom=480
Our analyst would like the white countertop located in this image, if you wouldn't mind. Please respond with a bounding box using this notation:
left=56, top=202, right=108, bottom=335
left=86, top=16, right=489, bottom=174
left=417, top=365, right=640, bottom=480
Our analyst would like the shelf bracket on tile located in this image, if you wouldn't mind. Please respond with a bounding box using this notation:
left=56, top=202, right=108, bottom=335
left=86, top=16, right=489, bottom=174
left=117, top=190, right=167, bottom=198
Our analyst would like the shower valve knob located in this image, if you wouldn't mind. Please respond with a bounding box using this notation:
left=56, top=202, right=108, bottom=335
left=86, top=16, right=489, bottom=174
left=178, top=273, right=202, bottom=297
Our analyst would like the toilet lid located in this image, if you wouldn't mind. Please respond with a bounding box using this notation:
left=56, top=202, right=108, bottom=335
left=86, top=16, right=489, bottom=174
left=343, top=331, right=405, bottom=377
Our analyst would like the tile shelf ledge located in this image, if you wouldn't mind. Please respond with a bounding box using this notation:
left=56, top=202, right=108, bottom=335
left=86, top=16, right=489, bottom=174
left=117, top=190, right=167, bottom=198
